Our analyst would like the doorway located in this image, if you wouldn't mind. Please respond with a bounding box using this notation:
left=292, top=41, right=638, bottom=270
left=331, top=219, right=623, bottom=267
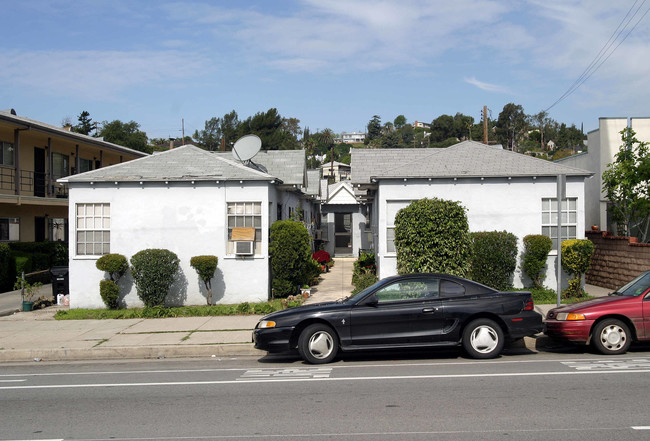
left=33, top=147, right=45, bottom=197
left=334, top=213, right=352, bottom=256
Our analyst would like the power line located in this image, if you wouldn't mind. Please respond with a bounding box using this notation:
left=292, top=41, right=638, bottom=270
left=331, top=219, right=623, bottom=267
left=545, top=0, right=649, bottom=112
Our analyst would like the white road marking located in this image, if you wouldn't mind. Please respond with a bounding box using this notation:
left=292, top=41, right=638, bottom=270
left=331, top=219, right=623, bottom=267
left=1, top=368, right=649, bottom=390
left=563, top=358, right=650, bottom=370
left=238, top=367, right=332, bottom=380
left=632, top=426, right=650, bottom=430
left=0, top=356, right=644, bottom=378
left=0, top=379, right=26, bottom=382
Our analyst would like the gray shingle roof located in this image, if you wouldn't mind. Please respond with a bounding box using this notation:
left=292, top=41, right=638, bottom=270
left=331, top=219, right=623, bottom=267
left=351, top=140, right=592, bottom=183
left=305, top=170, right=321, bottom=196
left=213, top=149, right=306, bottom=186
left=0, top=109, right=148, bottom=158
left=60, top=145, right=275, bottom=183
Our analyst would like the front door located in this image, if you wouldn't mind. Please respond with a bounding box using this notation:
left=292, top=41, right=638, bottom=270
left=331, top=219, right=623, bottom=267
left=33, top=147, right=45, bottom=197
left=349, top=277, right=445, bottom=346
left=334, top=213, right=351, bottom=255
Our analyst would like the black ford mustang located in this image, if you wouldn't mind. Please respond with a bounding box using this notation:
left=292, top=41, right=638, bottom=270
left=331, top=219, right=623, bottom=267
left=253, top=273, right=543, bottom=364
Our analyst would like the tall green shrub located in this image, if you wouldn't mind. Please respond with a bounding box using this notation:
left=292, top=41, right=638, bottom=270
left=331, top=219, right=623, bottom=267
left=522, top=235, right=553, bottom=288
left=470, top=231, right=517, bottom=290
left=190, top=255, right=219, bottom=305
left=394, top=198, right=472, bottom=277
left=130, top=249, right=180, bottom=307
left=269, top=220, right=312, bottom=298
left=561, top=239, right=595, bottom=298
left=96, top=253, right=128, bottom=309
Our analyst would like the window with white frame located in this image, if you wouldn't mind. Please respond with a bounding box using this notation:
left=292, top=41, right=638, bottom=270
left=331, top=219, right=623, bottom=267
left=227, top=202, right=262, bottom=255
left=541, top=197, right=577, bottom=250
left=1, top=142, right=14, bottom=166
left=76, top=203, right=110, bottom=256
left=386, top=200, right=414, bottom=253
left=0, top=218, right=19, bottom=241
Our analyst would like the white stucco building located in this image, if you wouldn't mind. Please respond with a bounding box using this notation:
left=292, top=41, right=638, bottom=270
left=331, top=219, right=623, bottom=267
left=351, top=141, right=592, bottom=288
left=61, top=145, right=316, bottom=309
left=555, top=117, right=650, bottom=238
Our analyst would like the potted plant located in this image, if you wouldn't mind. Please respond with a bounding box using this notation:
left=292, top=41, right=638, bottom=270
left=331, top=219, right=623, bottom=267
left=14, top=276, right=43, bottom=311
left=300, top=284, right=311, bottom=298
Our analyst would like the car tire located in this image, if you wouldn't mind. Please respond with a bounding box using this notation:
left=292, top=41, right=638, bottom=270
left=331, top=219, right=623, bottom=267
left=462, top=318, right=504, bottom=359
left=297, top=323, right=339, bottom=364
left=592, top=319, right=632, bottom=355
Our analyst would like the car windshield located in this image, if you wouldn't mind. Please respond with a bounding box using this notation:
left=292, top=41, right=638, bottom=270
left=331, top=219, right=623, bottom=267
left=614, top=272, right=650, bottom=297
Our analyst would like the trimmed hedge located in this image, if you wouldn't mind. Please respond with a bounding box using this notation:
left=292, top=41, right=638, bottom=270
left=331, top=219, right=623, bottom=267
left=470, top=231, right=518, bottom=290
left=100, top=280, right=120, bottom=310
left=394, top=198, right=472, bottom=277
left=522, top=235, right=553, bottom=288
left=269, top=220, right=312, bottom=298
left=130, top=249, right=180, bottom=307
left=561, top=239, right=595, bottom=298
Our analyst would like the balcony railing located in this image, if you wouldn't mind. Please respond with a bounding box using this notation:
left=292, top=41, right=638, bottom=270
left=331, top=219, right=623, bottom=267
left=0, top=167, right=68, bottom=198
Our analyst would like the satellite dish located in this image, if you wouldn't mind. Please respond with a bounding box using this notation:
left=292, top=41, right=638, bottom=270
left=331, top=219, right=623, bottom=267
left=232, top=134, right=261, bottom=162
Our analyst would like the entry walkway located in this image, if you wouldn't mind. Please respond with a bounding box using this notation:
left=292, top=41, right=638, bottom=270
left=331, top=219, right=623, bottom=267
left=304, top=257, right=356, bottom=304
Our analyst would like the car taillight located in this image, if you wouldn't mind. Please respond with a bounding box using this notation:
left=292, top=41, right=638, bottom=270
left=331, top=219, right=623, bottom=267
left=524, top=297, right=534, bottom=311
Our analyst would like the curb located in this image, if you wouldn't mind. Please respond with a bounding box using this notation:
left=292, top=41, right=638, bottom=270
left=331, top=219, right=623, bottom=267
left=1, top=337, right=553, bottom=363
left=0, top=344, right=263, bottom=363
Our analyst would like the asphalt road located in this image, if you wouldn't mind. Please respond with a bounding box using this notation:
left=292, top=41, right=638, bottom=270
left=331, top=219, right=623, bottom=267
left=2, top=348, right=650, bottom=441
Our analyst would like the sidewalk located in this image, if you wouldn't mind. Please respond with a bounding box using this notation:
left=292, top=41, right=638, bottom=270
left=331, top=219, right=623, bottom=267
left=0, top=260, right=609, bottom=363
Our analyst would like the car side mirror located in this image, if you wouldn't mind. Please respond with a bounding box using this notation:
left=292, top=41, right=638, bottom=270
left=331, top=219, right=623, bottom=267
left=364, top=294, right=379, bottom=306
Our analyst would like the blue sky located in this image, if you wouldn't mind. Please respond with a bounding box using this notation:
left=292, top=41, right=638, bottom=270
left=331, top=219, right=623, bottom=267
left=2, top=0, right=649, bottom=141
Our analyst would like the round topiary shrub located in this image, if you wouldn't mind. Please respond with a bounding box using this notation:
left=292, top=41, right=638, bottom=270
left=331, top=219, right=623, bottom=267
left=470, top=231, right=518, bottom=290
left=100, top=280, right=120, bottom=310
left=96, top=253, right=128, bottom=282
left=522, top=235, right=553, bottom=288
left=394, top=198, right=472, bottom=277
left=130, top=249, right=180, bottom=307
left=190, top=255, right=219, bottom=305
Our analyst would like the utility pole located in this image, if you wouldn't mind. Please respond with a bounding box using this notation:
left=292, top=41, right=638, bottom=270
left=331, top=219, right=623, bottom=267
left=482, top=106, right=487, bottom=144
left=182, top=118, right=185, bottom=143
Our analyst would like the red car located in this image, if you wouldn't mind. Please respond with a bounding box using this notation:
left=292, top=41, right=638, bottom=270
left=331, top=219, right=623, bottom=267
left=545, top=271, right=650, bottom=355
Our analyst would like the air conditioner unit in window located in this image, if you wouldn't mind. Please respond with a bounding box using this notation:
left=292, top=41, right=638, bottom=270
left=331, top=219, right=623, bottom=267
left=235, top=241, right=254, bottom=256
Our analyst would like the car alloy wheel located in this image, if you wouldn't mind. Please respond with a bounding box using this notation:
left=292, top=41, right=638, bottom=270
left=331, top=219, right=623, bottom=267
left=593, top=319, right=631, bottom=355
left=462, top=318, right=504, bottom=359
left=298, top=323, right=339, bottom=364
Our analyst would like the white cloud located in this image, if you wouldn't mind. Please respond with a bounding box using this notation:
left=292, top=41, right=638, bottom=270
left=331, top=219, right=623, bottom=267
left=464, top=77, right=512, bottom=94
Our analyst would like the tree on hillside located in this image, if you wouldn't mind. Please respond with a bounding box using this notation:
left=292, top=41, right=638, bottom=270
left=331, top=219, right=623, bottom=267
left=602, top=127, right=650, bottom=241
left=193, top=117, right=222, bottom=151
left=193, top=110, right=240, bottom=151
left=430, top=114, right=455, bottom=143
left=365, top=115, right=382, bottom=145
left=496, top=103, right=527, bottom=151
left=72, top=111, right=95, bottom=136
left=394, top=115, right=407, bottom=129
left=99, top=120, right=149, bottom=153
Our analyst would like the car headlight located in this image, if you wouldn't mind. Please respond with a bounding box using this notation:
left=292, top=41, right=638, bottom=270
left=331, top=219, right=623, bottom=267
left=555, top=312, right=586, bottom=321
left=258, top=320, right=276, bottom=328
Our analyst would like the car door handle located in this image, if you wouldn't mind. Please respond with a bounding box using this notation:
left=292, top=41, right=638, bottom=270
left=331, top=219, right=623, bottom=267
left=422, top=308, right=438, bottom=313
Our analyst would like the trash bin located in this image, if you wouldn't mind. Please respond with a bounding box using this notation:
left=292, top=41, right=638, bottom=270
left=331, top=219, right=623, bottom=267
left=51, top=266, right=69, bottom=298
